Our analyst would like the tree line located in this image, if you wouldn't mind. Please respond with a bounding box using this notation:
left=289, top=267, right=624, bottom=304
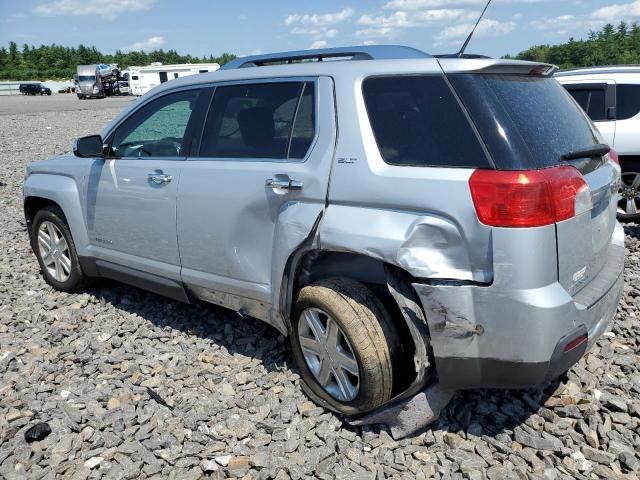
left=0, top=42, right=236, bottom=81
left=1, top=21, right=640, bottom=80
left=505, top=22, right=640, bottom=68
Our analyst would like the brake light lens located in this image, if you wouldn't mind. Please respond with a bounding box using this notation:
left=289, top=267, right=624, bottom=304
left=609, top=148, right=619, bottom=166
left=469, top=165, right=587, bottom=227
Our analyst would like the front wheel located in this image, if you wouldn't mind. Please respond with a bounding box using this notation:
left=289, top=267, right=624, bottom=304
left=32, top=206, right=89, bottom=292
left=617, top=171, right=640, bottom=222
left=291, top=278, right=401, bottom=415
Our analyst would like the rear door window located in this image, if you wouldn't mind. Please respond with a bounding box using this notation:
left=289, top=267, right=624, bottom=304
left=449, top=74, right=600, bottom=170
left=616, top=84, right=640, bottom=120
left=362, top=76, right=489, bottom=168
left=199, top=81, right=315, bottom=160
left=289, top=84, right=315, bottom=159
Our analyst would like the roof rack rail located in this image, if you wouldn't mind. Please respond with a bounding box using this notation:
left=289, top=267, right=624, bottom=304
left=220, top=45, right=431, bottom=70
left=555, top=65, right=640, bottom=76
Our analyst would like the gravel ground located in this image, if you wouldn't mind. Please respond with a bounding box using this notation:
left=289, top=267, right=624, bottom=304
left=0, top=106, right=639, bottom=480
left=0, top=95, right=134, bottom=115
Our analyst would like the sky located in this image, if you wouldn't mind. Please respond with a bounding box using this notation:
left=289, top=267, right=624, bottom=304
left=1, top=0, right=640, bottom=59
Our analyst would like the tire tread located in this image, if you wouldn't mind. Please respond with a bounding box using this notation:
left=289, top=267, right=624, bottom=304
left=294, top=277, right=400, bottom=412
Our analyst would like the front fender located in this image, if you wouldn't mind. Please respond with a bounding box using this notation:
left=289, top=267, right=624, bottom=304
left=24, top=173, right=89, bottom=255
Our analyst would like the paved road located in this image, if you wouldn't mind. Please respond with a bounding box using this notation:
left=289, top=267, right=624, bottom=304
left=0, top=94, right=135, bottom=115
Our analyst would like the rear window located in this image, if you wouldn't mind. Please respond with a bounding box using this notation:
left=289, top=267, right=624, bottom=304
left=616, top=84, right=640, bottom=120
left=449, top=74, right=599, bottom=170
left=362, top=76, right=489, bottom=168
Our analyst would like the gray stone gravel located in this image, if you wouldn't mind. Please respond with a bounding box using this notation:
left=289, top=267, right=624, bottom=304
left=1, top=106, right=639, bottom=479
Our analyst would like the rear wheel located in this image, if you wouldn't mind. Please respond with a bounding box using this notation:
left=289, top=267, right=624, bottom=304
left=32, top=206, right=89, bottom=292
left=617, top=171, right=640, bottom=222
left=291, top=278, right=401, bottom=415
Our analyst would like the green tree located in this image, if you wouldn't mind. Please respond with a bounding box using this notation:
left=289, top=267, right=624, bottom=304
left=507, top=22, right=640, bottom=68
left=8, top=41, right=18, bottom=62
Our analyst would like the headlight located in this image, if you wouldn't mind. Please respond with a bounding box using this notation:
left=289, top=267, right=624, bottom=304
left=93, top=86, right=99, bottom=94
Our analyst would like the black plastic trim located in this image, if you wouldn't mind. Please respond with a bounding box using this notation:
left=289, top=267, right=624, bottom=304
left=79, top=257, right=191, bottom=303
left=436, top=325, right=589, bottom=389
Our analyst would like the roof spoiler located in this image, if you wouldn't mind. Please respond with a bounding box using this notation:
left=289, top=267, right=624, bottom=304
left=438, top=59, right=558, bottom=77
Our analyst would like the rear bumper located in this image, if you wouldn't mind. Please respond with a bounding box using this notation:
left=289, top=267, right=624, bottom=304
left=414, top=222, right=625, bottom=390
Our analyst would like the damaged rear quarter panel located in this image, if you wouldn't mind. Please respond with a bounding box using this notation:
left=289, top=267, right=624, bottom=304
left=413, top=226, right=576, bottom=365
left=323, top=71, right=493, bottom=284
left=319, top=187, right=493, bottom=283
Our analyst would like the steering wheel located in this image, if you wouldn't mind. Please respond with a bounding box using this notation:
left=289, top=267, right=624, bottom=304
left=169, top=139, right=182, bottom=155
left=136, top=146, right=152, bottom=157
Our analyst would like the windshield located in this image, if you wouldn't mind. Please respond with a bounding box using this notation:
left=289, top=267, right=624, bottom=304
left=78, top=75, right=96, bottom=83
left=448, top=74, right=600, bottom=170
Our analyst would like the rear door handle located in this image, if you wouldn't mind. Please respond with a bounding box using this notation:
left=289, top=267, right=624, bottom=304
left=266, top=176, right=303, bottom=191
left=148, top=170, right=173, bottom=185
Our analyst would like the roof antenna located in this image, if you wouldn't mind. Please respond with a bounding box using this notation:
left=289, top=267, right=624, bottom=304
left=457, top=0, right=492, bottom=57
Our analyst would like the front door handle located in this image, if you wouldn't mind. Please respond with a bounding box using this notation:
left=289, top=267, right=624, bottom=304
left=148, top=170, right=173, bottom=185
left=266, top=176, right=303, bottom=191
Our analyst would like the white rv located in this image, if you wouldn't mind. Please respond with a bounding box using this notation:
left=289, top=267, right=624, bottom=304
left=125, top=63, right=220, bottom=96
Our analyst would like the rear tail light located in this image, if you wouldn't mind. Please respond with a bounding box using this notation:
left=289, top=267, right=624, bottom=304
left=609, top=148, right=619, bottom=166
left=469, top=165, right=588, bottom=227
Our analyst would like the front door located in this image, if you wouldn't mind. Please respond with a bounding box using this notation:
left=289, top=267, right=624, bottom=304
left=86, top=88, right=204, bottom=281
left=177, top=78, right=335, bottom=311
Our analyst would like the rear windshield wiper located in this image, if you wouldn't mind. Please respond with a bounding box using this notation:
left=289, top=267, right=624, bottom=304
left=561, top=144, right=610, bottom=161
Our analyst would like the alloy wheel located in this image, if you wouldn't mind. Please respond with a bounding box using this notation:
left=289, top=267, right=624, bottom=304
left=37, top=221, right=72, bottom=282
left=297, top=307, right=360, bottom=402
left=618, top=171, right=640, bottom=216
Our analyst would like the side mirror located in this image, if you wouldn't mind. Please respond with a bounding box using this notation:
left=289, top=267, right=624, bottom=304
left=73, top=135, right=105, bottom=158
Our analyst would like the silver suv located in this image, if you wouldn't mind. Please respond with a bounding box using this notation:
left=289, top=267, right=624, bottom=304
left=23, top=46, right=625, bottom=419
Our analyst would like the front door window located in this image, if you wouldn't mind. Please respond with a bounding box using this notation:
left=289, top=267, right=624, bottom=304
left=110, top=90, right=200, bottom=158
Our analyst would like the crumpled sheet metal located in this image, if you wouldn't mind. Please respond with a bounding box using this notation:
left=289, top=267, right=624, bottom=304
left=347, top=383, right=455, bottom=440
left=319, top=205, right=493, bottom=283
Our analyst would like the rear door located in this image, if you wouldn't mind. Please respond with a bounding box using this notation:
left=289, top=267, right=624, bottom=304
left=561, top=80, right=617, bottom=147
left=612, top=82, right=640, bottom=155
left=448, top=71, right=618, bottom=296
left=177, top=77, right=336, bottom=309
